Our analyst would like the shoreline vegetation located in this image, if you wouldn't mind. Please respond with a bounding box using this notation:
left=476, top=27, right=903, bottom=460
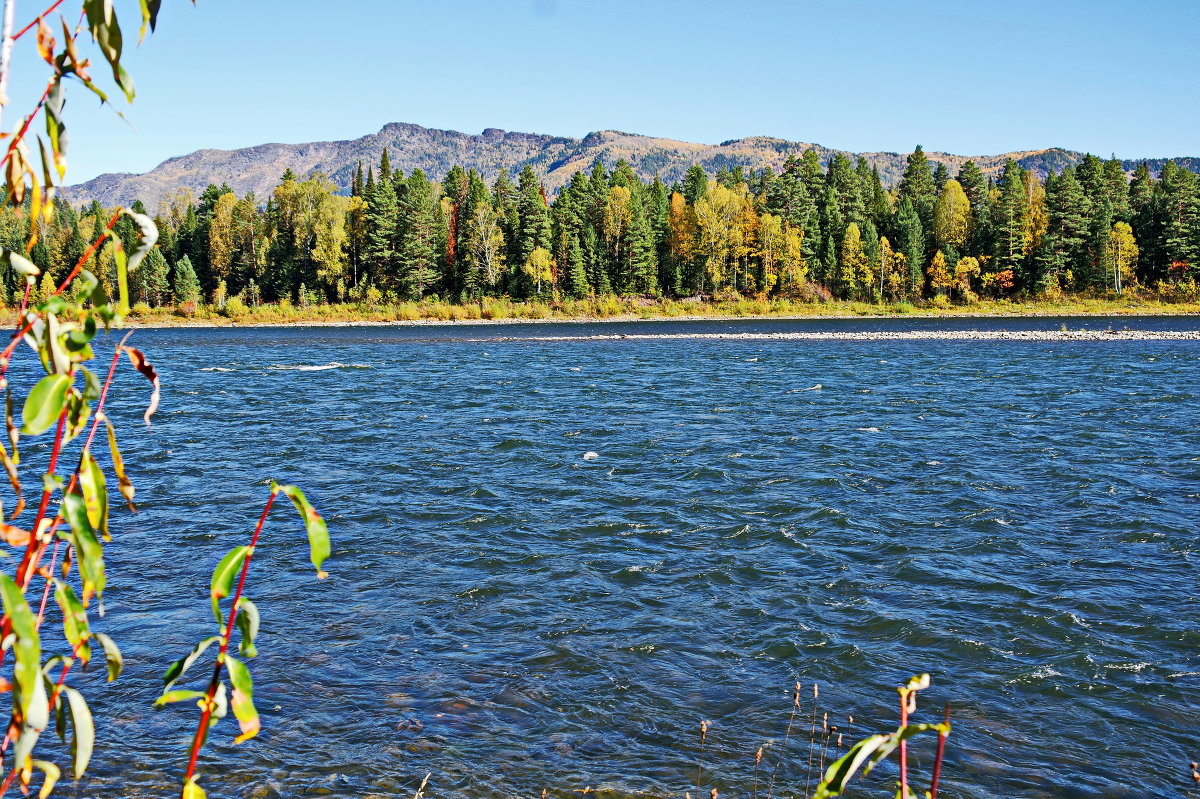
left=68, top=294, right=1200, bottom=329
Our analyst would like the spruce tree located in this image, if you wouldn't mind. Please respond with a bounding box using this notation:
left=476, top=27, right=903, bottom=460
left=137, top=247, right=171, bottom=305
left=898, top=145, right=937, bottom=235
left=682, top=165, right=708, bottom=206
left=397, top=169, right=440, bottom=300
left=895, top=197, right=925, bottom=298
left=514, top=166, right=552, bottom=295
left=173, top=255, right=201, bottom=304
left=992, top=160, right=1030, bottom=286
left=363, top=165, right=399, bottom=291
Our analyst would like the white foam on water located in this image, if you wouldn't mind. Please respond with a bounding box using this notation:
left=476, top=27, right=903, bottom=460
left=269, top=362, right=372, bottom=371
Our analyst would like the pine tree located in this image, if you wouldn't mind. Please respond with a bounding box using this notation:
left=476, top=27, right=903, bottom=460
left=363, top=163, right=399, bottom=291
left=898, top=145, right=937, bottom=235
left=895, top=197, right=925, bottom=298
left=514, top=166, right=552, bottom=295
left=956, top=160, right=991, bottom=256
left=136, top=247, right=171, bottom=306
left=1129, top=163, right=1158, bottom=280
left=992, top=160, right=1030, bottom=286
left=682, top=165, right=708, bottom=206
left=397, top=169, right=440, bottom=299
left=173, top=255, right=201, bottom=304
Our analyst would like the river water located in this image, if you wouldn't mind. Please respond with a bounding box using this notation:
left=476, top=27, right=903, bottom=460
left=58, top=316, right=1200, bottom=798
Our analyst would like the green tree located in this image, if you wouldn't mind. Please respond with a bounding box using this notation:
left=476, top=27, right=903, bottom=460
left=136, top=247, right=171, bottom=306
left=898, top=145, right=937, bottom=234
left=173, top=254, right=201, bottom=304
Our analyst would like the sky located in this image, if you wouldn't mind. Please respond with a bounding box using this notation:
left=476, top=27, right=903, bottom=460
left=5, top=0, right=1198, bottom=184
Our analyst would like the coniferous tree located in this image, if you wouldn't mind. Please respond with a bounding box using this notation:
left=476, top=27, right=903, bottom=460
left=682, top=164, right=708, bottom=206
left=398, top=169, right=440, bottom=299
left=173, top=254, right=201, bottom=304
left=895, top=197, right=925, bottom=297
left=992, top=160, right=1030, bottom=286
left=898, top=145, right=937, bottom=235
left=363, top=163, right=399, bottom=291
left=136, top=247, right=171, bottom=305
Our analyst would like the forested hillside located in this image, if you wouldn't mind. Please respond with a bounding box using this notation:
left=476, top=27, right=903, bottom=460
left=66, top=121, right=1200, bottom=211
left=15, top=146, right=1200, bottom=311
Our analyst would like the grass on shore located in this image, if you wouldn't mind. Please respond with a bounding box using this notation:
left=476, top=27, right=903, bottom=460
left=12, top=293, right=1200, bottom=327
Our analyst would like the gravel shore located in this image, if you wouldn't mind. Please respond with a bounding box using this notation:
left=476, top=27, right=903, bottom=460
left=483, top=329, right=1200, bottom=342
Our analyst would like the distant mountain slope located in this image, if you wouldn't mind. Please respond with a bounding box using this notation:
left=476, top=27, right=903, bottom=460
left=65, top=121, right=1200, bottom=210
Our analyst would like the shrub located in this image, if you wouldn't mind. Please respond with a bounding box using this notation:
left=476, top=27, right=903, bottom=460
left=223, top=297, right=249, bottom=317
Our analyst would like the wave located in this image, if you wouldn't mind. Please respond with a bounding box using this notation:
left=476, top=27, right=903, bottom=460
left=268, top=362, right=372, bottom=371
left=200, top=366, right=237, bottom=372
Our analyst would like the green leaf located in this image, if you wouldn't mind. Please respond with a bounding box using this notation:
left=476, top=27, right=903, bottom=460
left=225, top=655, right=259, bottom=743
left=210, top=546, right=251, bottom=624
left=0, top=573, right=41, bottom=718
left=104, top=418, right=134, bottom=510
left=107, top=238, right=129, bottom=316
left=21, top=373, right=71, bottom=435
left=210, top=680, right=228, bottom=724
left=44, top=312, right=71, bottom=376
left=61, top=489, right=105, bottom=605
left=182, top=777, right=206, bottom=799
left=52, top=580, right=91, bottom=664
left=61, top=685, right=94, bottom=778
left=12, top=674, right=49, bottom=767
left=62, top=389, right=90, bottom=445
left=7, top=387, right=21, bottom=462
left=153, top=689, right=205, bottom=707
left=813, top=723, right=947, bottom=799
left=65, top=315, right=97, bottom=355
left=43, top=78, right=67, bottom=181
left=80, top=366, right=102, bottom=403
left=234, top=597, right=259, bottom=658
left=161, top=635, right=220, bottom=692
left=137, top=0, right=162, bottom=41
left=31, top=759, right=60, bottom=799
left=280, top=484, right=330, bottom=578
left=92, top=632, right=122, bottom=681
left=78, top=451, right=109, bottom=542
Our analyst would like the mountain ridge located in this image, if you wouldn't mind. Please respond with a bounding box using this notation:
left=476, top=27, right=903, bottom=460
left=65, top=121, right=1200, bottom=210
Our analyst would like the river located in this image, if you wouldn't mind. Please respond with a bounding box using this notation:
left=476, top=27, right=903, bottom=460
left=64, top=316, right=1200, bottom=798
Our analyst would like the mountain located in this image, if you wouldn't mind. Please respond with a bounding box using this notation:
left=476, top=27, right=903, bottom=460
left=65, top=121, right=1200, bottom=210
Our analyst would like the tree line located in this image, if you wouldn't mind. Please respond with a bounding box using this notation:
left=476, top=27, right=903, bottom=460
left=6, top=147, right=1200, bottom=308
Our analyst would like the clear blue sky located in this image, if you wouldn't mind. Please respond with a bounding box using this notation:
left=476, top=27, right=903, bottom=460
left=6, top=0, right=1198, bottom=184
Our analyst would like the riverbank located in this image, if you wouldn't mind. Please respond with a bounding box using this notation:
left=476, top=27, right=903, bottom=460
left=91, top=295, right=1200, bottom=328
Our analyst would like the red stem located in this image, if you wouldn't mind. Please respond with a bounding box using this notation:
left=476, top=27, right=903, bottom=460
left=12, top=1, right=66, bottom=41
left=180, top=489, right=280, bottom=794
left=899, top=694, right=909, bottom=798
left=15, top=403, right=69, bottom=588
left=0, top=337, right=127, bottom=676
left=0, top=78, right=54, bottom=173
left=930, top=703, right=950, bottom=799
left=1, top=213, right=121, bottom=379
left=52, top=209, right=121, bottom=296
left=34, top=538, right=61, bottom=623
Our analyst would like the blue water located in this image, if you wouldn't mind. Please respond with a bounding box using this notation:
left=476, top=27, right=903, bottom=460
left=48, top=316, right=1200, bottom=798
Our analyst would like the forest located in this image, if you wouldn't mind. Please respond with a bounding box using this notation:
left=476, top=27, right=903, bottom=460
left=9, top=147, right=1200, bottom=311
